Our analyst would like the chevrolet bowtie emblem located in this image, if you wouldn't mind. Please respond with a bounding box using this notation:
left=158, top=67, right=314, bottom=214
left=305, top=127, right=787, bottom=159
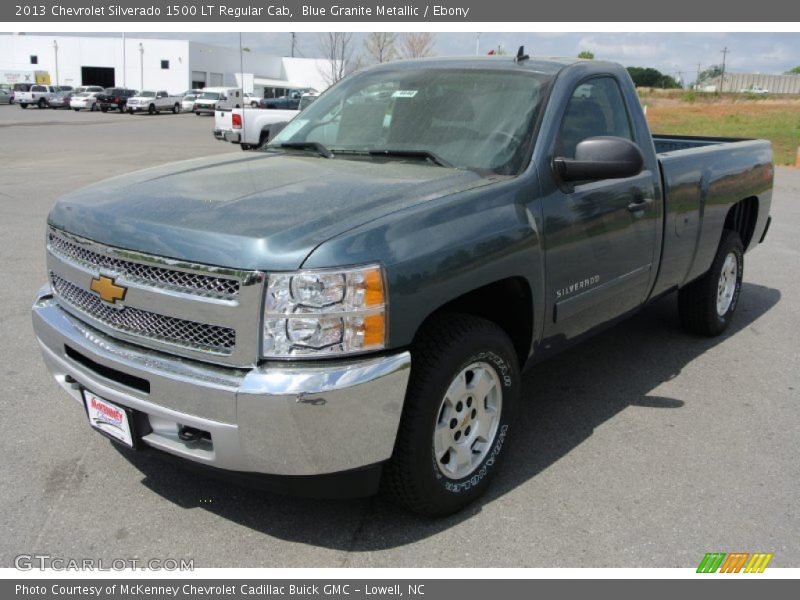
left=90, top=275, right=127, bottom=304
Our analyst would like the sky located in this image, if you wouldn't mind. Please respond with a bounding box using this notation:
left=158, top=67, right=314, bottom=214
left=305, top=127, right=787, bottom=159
left=16, top=32, right=800, bottom=83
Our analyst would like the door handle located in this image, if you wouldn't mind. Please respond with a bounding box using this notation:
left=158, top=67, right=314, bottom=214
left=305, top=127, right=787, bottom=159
left=627, top=196, right=652, bottom=212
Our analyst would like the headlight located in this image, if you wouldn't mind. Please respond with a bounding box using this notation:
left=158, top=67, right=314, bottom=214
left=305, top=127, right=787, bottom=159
left=263, top=264, right=386, bottom=358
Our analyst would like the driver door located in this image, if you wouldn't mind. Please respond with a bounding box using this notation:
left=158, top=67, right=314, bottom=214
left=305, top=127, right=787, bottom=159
left=542, top=76, right=658, bottom=341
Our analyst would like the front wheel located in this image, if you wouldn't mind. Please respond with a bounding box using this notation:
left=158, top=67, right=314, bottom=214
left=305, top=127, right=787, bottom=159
left=382, top=313, right=519, bottom=516
left=679, top=230, right=744, bottom=336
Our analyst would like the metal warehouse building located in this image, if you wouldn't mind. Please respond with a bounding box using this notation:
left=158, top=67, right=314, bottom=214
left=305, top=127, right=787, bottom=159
left=0, top=34, right=334, bottom=96
left=702, top=72, right=800, bottom=94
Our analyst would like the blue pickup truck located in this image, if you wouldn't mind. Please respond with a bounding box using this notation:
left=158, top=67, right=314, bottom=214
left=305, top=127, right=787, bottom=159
left=32, top=54, right=772, bottom=516
left=259, top=87, right=317, bottom=109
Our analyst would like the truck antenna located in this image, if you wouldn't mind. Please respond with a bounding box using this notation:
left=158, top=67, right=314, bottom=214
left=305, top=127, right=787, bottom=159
left=514, top=46, right=530, bottom=62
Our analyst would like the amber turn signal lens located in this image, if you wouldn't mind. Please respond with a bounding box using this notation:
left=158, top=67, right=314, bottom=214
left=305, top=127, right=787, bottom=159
left=363, top=268, right=385, bottom=308
left=362, top=313, right=386, bottom=347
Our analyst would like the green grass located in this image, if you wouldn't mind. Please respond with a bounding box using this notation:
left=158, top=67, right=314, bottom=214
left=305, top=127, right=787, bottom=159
left=646, top=101, right=800, bottom=165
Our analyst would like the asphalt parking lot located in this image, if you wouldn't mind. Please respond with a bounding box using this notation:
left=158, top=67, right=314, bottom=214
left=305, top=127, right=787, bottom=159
left=1, top=103, right=798, bottom=568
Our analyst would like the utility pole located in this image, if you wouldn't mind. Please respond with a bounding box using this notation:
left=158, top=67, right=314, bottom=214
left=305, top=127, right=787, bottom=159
left=676, top=70, right=684, bottom=89
left=696, top=62, right=702, bottom=88
left=290, top=32, right=297, bottom=58
left=138, top=42, right=144, bottom=91
left=720, top=46, right=730, bottom=93
left=52, top=40, right=59, bottom=86
left=122, top=32, right=126, bottom=87
left=475, top=33, right=481, bottom=56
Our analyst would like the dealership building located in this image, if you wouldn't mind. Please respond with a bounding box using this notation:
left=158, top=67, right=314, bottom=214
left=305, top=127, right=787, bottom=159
left=0, top=34, right=334, bottom=96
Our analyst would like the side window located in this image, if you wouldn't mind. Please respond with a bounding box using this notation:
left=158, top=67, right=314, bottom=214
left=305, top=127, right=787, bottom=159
left=556, top=77, right=633, bottom=159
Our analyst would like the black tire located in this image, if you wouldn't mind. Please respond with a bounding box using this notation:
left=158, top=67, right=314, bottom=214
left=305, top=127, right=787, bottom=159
left=678, top=230, right=744, bottom=336
left=148, top=104, right=156, bottom=115
left=38, top=98, right=47, bottom=108
left=20, top=103, right=28, bottom=109
left=250, top=101, right=259, bottom=108
left=73, top=108, right=79, bottom=112
left=101, top=107, right=108, bottom=113
left=381, top=313, right=519, bottom=516
left=90, top=102, right=97, bottom=112
left=118, top=105, right=125, bottom=112
left=172, top=103, right=180, bottom=114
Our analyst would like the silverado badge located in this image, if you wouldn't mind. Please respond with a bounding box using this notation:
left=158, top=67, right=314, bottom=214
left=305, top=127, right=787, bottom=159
left=90, top=275, right=127, bottom=305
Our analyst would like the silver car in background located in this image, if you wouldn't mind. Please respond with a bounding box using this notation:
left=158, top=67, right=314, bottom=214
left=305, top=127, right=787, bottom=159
left=70, top=92, right=100, bottom=111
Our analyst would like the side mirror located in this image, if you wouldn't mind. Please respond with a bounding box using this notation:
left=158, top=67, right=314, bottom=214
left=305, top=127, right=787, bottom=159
left=554, top=136, right=644, bottom=182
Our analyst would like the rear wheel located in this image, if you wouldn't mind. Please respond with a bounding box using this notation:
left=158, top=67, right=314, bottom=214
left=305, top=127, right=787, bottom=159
left=679, top=230, right=744, bottom=336
left=172, top=103, right=180, bottom=114
left=20, top=103, right=28, bottom=109
left=148, top=104, right=156, bottom=115
left=90, top=102, right=97, bottom=112
left=37, top=98, right=47, bottom=108
left=382, top=313, right=519, bottom=516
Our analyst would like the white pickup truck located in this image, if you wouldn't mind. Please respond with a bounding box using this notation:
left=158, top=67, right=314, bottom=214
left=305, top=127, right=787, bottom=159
left=15, top=84, right=60, bottom=109
left=126, top=90, right=181, bottom=115
left=213, top=106, right=298, bottom=150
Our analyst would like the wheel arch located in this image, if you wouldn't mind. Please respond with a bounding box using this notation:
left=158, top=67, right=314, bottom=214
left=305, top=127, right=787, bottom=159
left=412, top=277, right=534, bottom=368
left=724, top=196, right=759, bottom=249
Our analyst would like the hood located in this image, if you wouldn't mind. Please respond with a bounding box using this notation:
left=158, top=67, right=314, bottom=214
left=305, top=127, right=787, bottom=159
left=48, top=152, right=487, bottom=271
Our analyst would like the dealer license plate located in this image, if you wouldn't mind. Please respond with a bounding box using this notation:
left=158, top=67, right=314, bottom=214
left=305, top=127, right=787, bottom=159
left=83, top=391, right=134, bottom=448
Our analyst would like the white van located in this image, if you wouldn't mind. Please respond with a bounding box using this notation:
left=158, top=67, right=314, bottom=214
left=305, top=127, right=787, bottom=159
left=193, top=87, right=242, bottom=115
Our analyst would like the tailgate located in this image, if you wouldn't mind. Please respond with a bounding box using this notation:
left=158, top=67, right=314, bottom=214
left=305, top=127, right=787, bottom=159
left=214, top=108, right=234, bottom=132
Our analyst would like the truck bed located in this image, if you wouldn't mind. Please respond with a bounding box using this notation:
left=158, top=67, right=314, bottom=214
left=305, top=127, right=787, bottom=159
left=650, top=134, right=773, bottom=299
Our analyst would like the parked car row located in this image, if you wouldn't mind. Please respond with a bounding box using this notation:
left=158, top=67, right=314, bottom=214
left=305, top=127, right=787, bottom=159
left=3, top=84, right=322, bottom=122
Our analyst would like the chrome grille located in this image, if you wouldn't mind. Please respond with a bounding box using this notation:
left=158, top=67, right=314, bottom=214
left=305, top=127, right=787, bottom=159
left=48, top=229, right=241, bottom=299
left=50, top=273, right=236, bottom=355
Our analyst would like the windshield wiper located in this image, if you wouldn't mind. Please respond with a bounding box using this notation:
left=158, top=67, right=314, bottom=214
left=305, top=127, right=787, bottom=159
left=367, top=149, right=454, bottom=168
left=278, top=142, right=334, bottom=158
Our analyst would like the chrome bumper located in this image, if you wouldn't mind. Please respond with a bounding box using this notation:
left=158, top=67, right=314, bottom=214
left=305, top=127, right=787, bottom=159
left=32, top=287, right=410, bottom=477
left=223, top=131, right=241, bottom=143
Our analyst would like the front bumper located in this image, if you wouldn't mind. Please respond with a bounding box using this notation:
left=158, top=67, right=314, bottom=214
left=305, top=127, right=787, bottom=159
left=194, top=105, right=216, bottom=114
left=32, top=286, right=410, bottom=482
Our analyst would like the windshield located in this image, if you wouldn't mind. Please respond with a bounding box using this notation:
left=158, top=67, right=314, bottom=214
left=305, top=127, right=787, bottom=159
left=138, top=91, right=156, bottom=97
left=184, top=94, right=196, bottom=101
left=268, top=67, right=551, bottom=174
left=200, top=92, right=220, bottom=100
